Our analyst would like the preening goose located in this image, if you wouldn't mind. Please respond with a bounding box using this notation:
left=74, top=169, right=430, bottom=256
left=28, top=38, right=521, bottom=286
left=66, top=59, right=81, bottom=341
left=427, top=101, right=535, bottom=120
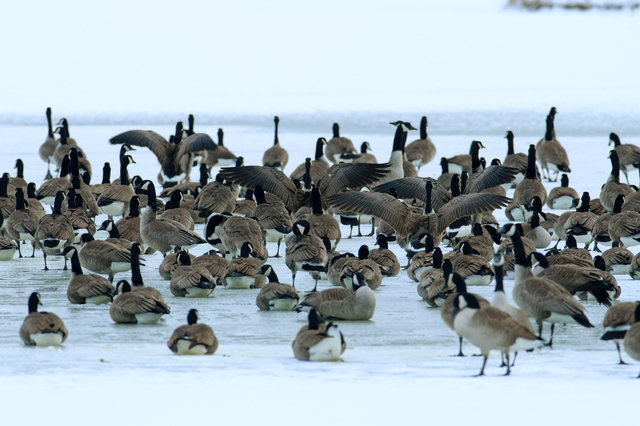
left=502, top=131, right=529, bottom=188
left=262, top=116, right=288, bottom=169
left=109, top=122, right=218, bottom=186
left=292, top=308, right=346, bottom=361
left=20, top=292, right=68, bottom=346
left=405, top=116, right=436, bottom=171
left=256, top=265, right=299, bottom=311
left=62, top=246, right=115, bottom=305
left=168, top=309, right=218, bottom=355
left=325, top=122, right=357, bottom=164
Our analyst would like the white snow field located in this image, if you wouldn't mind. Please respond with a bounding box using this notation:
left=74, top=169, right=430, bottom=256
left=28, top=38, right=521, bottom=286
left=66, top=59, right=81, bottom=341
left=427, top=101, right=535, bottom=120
left=1, top=0, right=639, bottom=424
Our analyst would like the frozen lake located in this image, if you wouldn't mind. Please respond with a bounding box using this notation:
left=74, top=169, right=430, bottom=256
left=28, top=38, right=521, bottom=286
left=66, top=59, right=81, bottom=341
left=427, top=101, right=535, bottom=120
left=1, top=112, right=639, bottom=423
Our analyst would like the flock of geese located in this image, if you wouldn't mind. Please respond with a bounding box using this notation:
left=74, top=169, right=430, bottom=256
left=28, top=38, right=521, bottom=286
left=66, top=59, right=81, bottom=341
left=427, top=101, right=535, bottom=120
left=4, top=107, right=640, bottom=375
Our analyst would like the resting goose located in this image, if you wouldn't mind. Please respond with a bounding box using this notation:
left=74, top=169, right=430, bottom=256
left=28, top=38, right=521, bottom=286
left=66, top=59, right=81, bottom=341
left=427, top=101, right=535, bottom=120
left=297, top=278, right=376, bottom=321
left=110, top=280, right=170, bottom=324
left=292, top=308, right=347, bottom=361
left=20, top=292, right=68, bottom=346
left=256, top=265, right=299, bottom=311
left=170, top=251, right=217, bottom=297
left=168, top=309, right=218, bottom=355
left=62, top=246, right=115, bottom=305
left=547, top=174, right=579, bottom=210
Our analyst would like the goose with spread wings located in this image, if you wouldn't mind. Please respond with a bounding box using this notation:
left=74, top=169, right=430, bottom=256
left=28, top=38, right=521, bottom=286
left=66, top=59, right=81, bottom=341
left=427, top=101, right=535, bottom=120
left=327, top=181, right=510, bottom=246
left=109, top=123, right=218, bottom=186
left=218, top=162, right=391, bottom=212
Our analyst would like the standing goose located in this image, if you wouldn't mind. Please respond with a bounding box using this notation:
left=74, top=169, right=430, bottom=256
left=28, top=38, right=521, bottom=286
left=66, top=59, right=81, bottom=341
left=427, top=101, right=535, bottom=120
left=327, top=180, right=509, bottom=247
left=290, top=140, right=330, bottom=185
left=114, top=195, right=145, bottom=250
left=436, top=157, right=455, bottom=190
left=64, top=188, right=97, bottom=246
left=129, top=243, right=167, bottom=304
left=547, top=174, right=579, bottom=210
left=62, top=246, right=115, bottom=304
left=34, top=191, right=74, bottom=270
left=159, top=190, right=195, bottom=231
left=285, top=220, right=328, bottom=289
left=140, top=181, right=206, bottom=256
left=256, top=265, right=299, bottom=311
left=609, top=132, right=640, bottom=184
left=502, top=131, right=529, bottom=188
left=25, top=183, right=46, bottom=218
left=6, top=188, right=40, bottom=257
left=563, top=192, right=598, bottom=248
left=170, top=251, right=216, bottom=297
left=222, top=242, right=268, bottom=289
left=19, top=292, right=68, bottom=346
left=513, top=145, right=547, bottom=218
left=297, top=278, right=376, bottom=321
left=499, top=224, right=594, bottom=346
left=39, top=107, right=57, bottom=179
left=451, top=273, right=542, bottom=376
left=292, top=308, right=346, bottom=361
left=536, top=112, right=570, bottom=182
left=306, top=188, right=341, bottom=250
left=168, top=309, right=218, bottom=355
left=78, top=234, right=132, bottom=282
left=96, top=155, right=136, bottom=219
left=599, top=150, right=634, bottom=212
left=109, top=122, right=218, bottom=186
left=204, top=128, right=238, bottom=169
left=252, top=185, right=291, bottom=258
left=262, top=116, right=288, bottom=170
left=601, top=302, right=640, bottom=364
left=110, top=280, right=170, bottom=324
left=339, top=245, right=382, bottom=290
left=373, top=123, right=413, bottom=186
left=368, top=234, right=400, bottom=277
left=53, top=122, right=87, bottom=174
left=90, top=162, right=112, bottom=199
left=405, top=116, right=436, bottom=171
left=608, top=195, right=640, bottom=248
left=325, top=122, right=357, bottom=164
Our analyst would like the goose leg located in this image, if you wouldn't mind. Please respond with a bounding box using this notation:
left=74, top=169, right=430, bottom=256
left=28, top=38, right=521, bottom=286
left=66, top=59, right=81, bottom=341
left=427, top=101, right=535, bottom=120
left=275, top=239, right=282, bottom=258
left=511, top=351, right=518, bottom=367
left=63, top=257, right=68, bottom=271
left=615, top=342, right=628, bottom=365
left=545, top=323, right=555, bottom=347
left=456, top=336, right=465, bottom=357
left=475, top=355, right=488, bottom=377
left=31, top=242, right=36, bottom=258
left=503, top=353, right=511, bottom=376
left=43, top=253, right=49, bottom=271
left=45, top=160, right=53, bottom=180
left=356, top=222, right=362, bottom=237
left=500, top=352, right=507, bottom=367
left=537, top=321, right=544, bottom=339
left=15, top=240, right=23, bottom=258
left=367, top=218, right=376, bottom=236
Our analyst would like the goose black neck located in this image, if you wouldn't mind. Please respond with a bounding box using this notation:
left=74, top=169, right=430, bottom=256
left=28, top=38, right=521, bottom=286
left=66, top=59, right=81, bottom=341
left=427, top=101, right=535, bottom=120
left=358, top=245, right=369, bottom=260
left=217, top=128, right=224, bottom=146
left=120, top=158, right=131, bottom=186
left=311, top=188, right=322, bottom=215
left=526, top=145, right=537, bottom=179
left=101, top=163, right=111, bottom=184
left=69, top=149, right=80, bottom=178
left=128, top=196, right=140, bottom=217
left=420, top=116, right=427, bottom=139
left=166, top=191, right=181, bottom=210
left=130, top=244, right=144, bottom=286
left=460, top=172, right=468, bottom=193
left=187, top=309, right=198, bottom=325
left=440, top=158, right=449, bottom=173
left=506, top=131, right=514, bottom=155
left=544, top=116, right=553, bottom=141
left=531, top=213, right=540, bottom=228
left=109, top=222, right=121, bottom=238
left=0, top=176, right=8, bottom=197
left=494, top=264, right=504, bottom=293
left=52, top=192, right=64, bottom=215
left=16, top=159, right=24, bottom=178
left=146, top=183, right=158, bottom=212
left=510, top=231, right=528, bottom=267
left=15, top=188, right=26, bottom=210
left=560, top=174, right=568, bottom=188
left=578, top=192, right=590, bottom=213
left=59, top=155, right=70, bottom=178
left=254, top=185, right=267, bottom=205
left=308, top=309, right=322, bottom=330
left=27, top=183, right=37, bottom=199
left=59, top=126, right=69, bottom=145
left=70, top=250, right=83, bottom=275
left=314, top=139, right=324, bottom=160
left=392, top=125, right=404, bottom=152
left=610, top=133, right=621, bottom=147
left=273, top=116, right=280, bottom=145
left=361, top=142, right=368, bottom=154
left=174, top=122, right=183, bottom=144
left=471, top=141, right=482, bottom=170
left=433, top=247, right=443, bottom=269
left=46, top=108, right=53, bottom=137
left=450, top=174, right=460, bottom=197
left=240, top=243, right=252, bottom=258
left=377, top=235, right=388, bottom=249
left=612, top=195, right=624, bottom=214
left=28, top=293, right=39, bottom=314
left=332, top=123, right=340, bottom=138
left=424, top=181, right=433, bottom=214
left=188, top=114, right=194, bottom=134
left=178, top=252, right=192, bottom=266
left=610, top=151, right=620, bottom=182
left=634, top=304, right=640, bottom=323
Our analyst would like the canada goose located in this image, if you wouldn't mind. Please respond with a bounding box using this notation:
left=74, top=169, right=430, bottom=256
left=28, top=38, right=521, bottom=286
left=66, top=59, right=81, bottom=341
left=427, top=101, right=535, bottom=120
left=536, top=112, right=570, bottom=182
left=204, top=128, right=237, bottom=169
left=78, top=234, right=132, bottom=282
left=298, top=278, right=376, bottom=321
left=19, top=292, right=68, bottom=346
left=446, top=140, right=484, bottom=175
left=90, top=162, right=112, bottom=199
left=290, top=140, right=330, bottom=184
left=262, top=116, right=289, bottom=169
left=170, top=251, right=217, bottom=297
left=204, top=213, right=267, bottom=261
left=25, top=183, right=46, bottom=218
left=35, top=155, right=72, bottom=206
left=593, top=209, right=613, bottom=252
left=9, top=159, right=27, bottom=192
left=325, top=122, right=357, bottom=164
left=0, top=176, right=16, bottom=225
left=502, top=131, right=529, bottom=188
left=194, top=174, right=237, bottom=217
left=96, top=155, right=136, bottom=219
left=327, top=180, right=509, bottom=247
left=140, top=181, right=206, bottom=256
left=6, top=188, right=40, bottom=257
left=609, top=132, right=640, bottom=184
left=546, top=174, right=579, bottom=210
left=563, top=192, right=597, bottom=248
left=285, top=220, right=328, bottom=289
left=499, top=224, right=594, bottom=346
left=600, top=151, right=634, bottom=212
left=452, top=242, right=495, bottom=286
left=354, top=141, right=377, bottom=164
left=193, top=250, right=228, bottom=283
left=624, top=319, right=640, bottom=377
left=39, top=107, right=57, bottom=179
left=233, top=188, right=256, bottom=217
left=608, top=195, right=640, bottom=248
left=418, top=252, right=451, bottom=307
left=219, top=160, right=390, bottom=213
left=371, top=123, right=413, bottom=186
left=63, top=189, right=97, bottom=246
left=110, top=280, right=170, bottom=324
left=306, top=188, right=341, bottom=250
left=34, top=191, right=74, bottom=270
left=167, top=309, right=218, bottom=355
left=513, top=145, right=547, bottom=216
left=96, top=220, right=134, bottom=250
left=369, top=234, right=400, bottom=277
left=113, top=195, right=145, bottom=250
left=53, top=122, right=88, bottom=175
left=520, top=213, right=552, bottom=249
left=0, top=213, right=18, bottom=260
left=601, top=302, right=640, bottom=364
left=223, top=242, right=267, bottom=289
left=451, top=273, right=542, bottom=376
left=292, top=308, right=346, bottom=361
left=453, top=223, right=496, bottom=261
left=109, top=122, right=218, bottom=186
left=601, top=242, right=633, bottom=274
left=253, top=185, right=291, bottom=257
left=436, top=158, right=455, bottom=190
left=407, top=234, right=436, bottom=282
left=404, top=116, right=436, bottom=170
left=60, top=246, right=115, bottom=304
left=159, top=191, right=194, bottom=230
left=339, top=245, right=382, bottom=290
left=256, top=265, right=299, bottom=311
left=158, top=248, right=196, bottom=280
